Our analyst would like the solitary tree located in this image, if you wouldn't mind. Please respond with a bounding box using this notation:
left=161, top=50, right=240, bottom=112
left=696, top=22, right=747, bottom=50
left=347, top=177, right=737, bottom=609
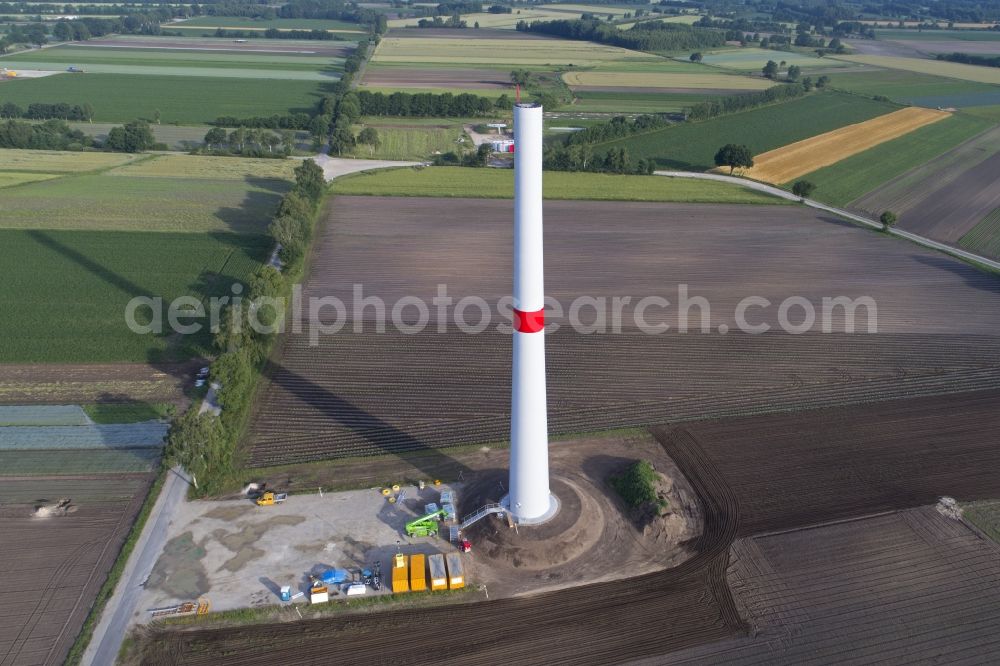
left=510, top=69, right=531, bottom=87
left=802, top=76, right=814, bottom=91
left=714, top=144, right=754, bottom=175
left=792, top=180, right=816, bottom=198
left=762, top=60, right=779, bottom=79
left=880, top=210, right=898, bottom=231
left=786, top=64, right=801, bottom=81
left=152, top=108, right=161, bottom=125
left=816, top=75, right=830, bottom=88
left=690, top=51, right=703, bottom=62
left=357, top=127, right=380, bottom=156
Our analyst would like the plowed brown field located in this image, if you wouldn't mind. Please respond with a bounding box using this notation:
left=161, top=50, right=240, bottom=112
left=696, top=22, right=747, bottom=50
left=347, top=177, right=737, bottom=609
left=1, top=475, right=153, bottom=666
left=247, top=196, right=1000, bottom=466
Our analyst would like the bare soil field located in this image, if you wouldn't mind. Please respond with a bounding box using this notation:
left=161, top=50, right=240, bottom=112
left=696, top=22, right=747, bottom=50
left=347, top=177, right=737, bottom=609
left=852, top=125, right=1000, bottom=250
left=246, top=196, right=1000, bottom=466
left=0, top=361, right=200, bottom=406
left=662, top=506, right=1000, bottom=664
left=361, top=65, right=510, bottom=90
left=137, top=389, right=1000, bottom=664
left=0, top=474, right=153, bottom=666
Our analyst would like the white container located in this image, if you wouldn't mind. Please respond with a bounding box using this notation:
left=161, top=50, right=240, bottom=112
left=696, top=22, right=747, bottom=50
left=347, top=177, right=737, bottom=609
left=346, top=583, right=367, bottom=596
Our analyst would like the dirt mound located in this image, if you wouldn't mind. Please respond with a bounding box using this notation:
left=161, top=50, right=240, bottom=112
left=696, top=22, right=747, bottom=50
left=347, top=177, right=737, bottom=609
left=33, top=498, right=78, bottom=518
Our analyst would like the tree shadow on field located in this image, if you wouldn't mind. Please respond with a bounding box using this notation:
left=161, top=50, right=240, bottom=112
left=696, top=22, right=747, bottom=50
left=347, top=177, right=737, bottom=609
left=262, top=362, right=473, bottom=482
left=213, top=177, right=288, bottom=235
left=912, top=254, right=1000, bottom=297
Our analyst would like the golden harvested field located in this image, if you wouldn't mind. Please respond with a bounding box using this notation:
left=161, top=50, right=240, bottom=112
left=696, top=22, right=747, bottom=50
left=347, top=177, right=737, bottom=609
left=833, top=54, right=1000, bottom=84
left=373, top=36, right=658, bottom=67
left=733, top=107, right=950, bottom=184
left=563, top=70, right=774, bottom=89
left=0, top=148, right=142, bottom=173
left=108, top=153, right=299, bottom=180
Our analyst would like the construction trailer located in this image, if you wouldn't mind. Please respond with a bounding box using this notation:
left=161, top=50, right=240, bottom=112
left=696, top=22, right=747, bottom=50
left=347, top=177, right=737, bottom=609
left=445, top=552, right=465, bottom=590
left=392, top=553, right=409, bottom=593
left=310, top=582, right=329, bottom=604
left=410, top=554, right=427, bottom=592
left=428, top=554, right=448, bottom=591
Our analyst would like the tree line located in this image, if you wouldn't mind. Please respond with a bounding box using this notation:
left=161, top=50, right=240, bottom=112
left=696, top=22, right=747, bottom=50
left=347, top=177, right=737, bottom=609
left=0, top=116, right=158, bottom=152
left=685, top=79, right=827, bottom=122
left=938, top=52, right=1000, bottom=68
left=543, top=143, right=656, bottom=175
left=0, top=102, right=94, bottom=122
left=166, top=159, right=328, bottom=496
left=565, top=114, right=669, bottom=146
left=355, top=90, right=508, bottom=117
left=515, top=18, right=726, bottom=53
left=202, top=126, right=296, bottom=157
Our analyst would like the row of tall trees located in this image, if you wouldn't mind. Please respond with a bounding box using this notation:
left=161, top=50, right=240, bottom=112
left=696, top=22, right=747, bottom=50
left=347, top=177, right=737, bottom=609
left=685, top=81, right=825, bottom=122
left=203, top=126, right=296, bottom=156
left=0, top=101, right=93, bottom=122
left=355, top=90, right=504, bottom=117
left=565, top=114, right=669, bottom=146
left=543, top=143, right=656, bottom=175
left=516, top=18, right=726, bottom=53
left=166, top=160, right=328, bottom=495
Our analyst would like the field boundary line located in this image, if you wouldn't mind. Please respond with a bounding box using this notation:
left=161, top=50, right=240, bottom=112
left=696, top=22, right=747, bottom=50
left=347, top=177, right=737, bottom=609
left=654, top=170, right=1000, bottom=273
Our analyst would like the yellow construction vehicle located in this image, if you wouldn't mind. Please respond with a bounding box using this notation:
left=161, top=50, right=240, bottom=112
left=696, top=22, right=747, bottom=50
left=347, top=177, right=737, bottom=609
left=255, top=491, right=287, bottom=506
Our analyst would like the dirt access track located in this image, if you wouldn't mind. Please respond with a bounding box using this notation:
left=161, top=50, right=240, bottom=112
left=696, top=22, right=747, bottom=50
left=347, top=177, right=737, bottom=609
left=139, top=388, right=1000, bottom=664
left=1, top=475, right=153, bottom=666
left=247, top=196, right=1000, bottom=466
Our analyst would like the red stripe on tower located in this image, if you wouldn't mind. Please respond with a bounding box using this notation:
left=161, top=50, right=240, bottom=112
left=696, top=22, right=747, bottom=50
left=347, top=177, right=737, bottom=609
left=513, top=308, right=544, bottom=333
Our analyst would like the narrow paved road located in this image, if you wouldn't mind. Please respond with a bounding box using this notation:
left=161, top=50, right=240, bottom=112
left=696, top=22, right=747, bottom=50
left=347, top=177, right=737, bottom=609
left=655, top=170, right=1000, bottom=272
left=83, top=467, right=192, bottom=666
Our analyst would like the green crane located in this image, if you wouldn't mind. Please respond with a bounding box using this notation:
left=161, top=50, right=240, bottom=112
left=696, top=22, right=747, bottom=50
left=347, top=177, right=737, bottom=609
left=405, top=509, right=446, bottom=537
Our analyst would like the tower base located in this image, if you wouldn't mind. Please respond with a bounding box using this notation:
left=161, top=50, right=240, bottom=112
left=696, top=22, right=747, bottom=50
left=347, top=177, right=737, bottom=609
left=500, top=492, right=560, bottom=526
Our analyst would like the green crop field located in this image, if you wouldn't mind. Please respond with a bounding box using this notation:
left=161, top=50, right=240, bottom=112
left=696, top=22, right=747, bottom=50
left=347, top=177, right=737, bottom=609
left=0, top=228, right=271, bottom=362
left=695, top=48, right=853, bottom=71
left=347, top=125, right=465, bottom=160
left=0, top=448, right=162, bottom=474
left=833, top=55, right=1000, bottom=85
left=0, top=149, right=141, bottom=172
left=0, top=172, right=61, bottom=188
left=831, top=69, right=1000, bottom=106
left=171, top=16, right=363, bottom=31
left=959, top=207, right=1000, bottom=258
left=334, top=166, right=784, bottom=204
left=963, top=104, right=1000, bottom=122
left=0, top=174, right=288, bottom=233
left=595, top=91, right=898, bottom=170
left=795, top=113, right=992, bottom=206
left=570, top=90, right=729, bottom=113
left=373, top=35, right=661, bottom=67
left=964, top=500, right=1000, bottom=544
left=111, top=154, right=299, bottom=180
left=0, top=45, right=339, bottom=71
left=0, top=73, right=328, bottom=123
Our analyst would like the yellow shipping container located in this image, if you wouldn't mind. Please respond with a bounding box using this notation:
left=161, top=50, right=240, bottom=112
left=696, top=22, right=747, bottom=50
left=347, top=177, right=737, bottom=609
left=392, top=555, right=409, bottom=593
left=428, top=553, right=448, bottom=591
left=445, top=552, right=465, bottom=590
left=410, top=553, right=427, bottom=592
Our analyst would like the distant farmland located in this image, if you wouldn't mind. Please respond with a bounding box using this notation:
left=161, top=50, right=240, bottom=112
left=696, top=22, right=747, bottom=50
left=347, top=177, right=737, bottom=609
left=832, top=69, right=1000, bottom=107
left=0, top=73, right=328, bottom=123
left=834, top=54, right=1000, bottom=84
left=794, top=113, right=992, bottom=206
left=596, top=92, right=897, bottom=170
